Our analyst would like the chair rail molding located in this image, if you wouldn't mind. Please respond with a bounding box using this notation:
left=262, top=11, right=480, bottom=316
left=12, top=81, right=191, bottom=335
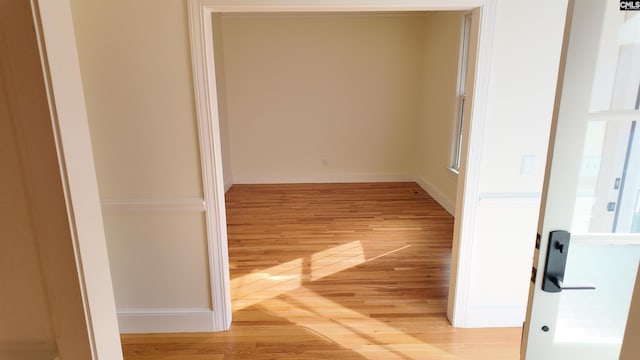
left=101, top=198, right=206, bottom=213
left=188, top=0, right=496, bottom=331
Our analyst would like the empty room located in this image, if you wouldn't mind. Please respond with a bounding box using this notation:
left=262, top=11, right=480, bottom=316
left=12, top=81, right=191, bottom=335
left=195, top=10, right=520, bottom=359
left=9, top=0, right=640, bottom=359
left=6, top=0, right=640, bottom=358
left=59, top=0, right=586, bottom=358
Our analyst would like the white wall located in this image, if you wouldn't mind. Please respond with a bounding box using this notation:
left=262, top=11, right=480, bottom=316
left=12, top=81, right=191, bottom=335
left=415, top=11, right=464, bottom=214
left=461, top=0, right=568, bottom=327
left=219, top=13, right=427, bottom=184
left=70, top=0, right=214, bottom=332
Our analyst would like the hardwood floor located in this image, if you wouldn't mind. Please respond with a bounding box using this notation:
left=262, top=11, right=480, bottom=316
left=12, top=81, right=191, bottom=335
left=122, top=183, right=521, bottom=359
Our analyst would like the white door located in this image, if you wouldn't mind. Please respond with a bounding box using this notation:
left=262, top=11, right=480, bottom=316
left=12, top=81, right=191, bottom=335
left=521, top=0, right=640, bottom=359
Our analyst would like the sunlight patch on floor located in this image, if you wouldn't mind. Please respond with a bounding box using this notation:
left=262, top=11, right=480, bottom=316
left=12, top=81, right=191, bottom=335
left=233, top=241, right=368, bottom=310
left=231, top=241, right=414, bottom=311
left=228, top=238, right=455, bottom=359
left=259, top=290, right=456, bottom=360
left=310, top=241, right=366, bottom=281
left=231, top=258, right=303, bottom=311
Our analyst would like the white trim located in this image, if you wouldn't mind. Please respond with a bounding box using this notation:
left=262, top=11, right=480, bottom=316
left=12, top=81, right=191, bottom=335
left=448, top=1, right=496, bottom=328
left=188, top=1, right=232, bottom=331
left=191, top=0, right=487, bottom=13
left=101, top=198, right=206, bottom=212
left=465, top=303, right=527, bottom=328
left=224, top=182, right=233, bottom=193
left=588, top=109, right=640, bottom=122
left=117, top=309, right=215, bottom=334
left=222, top=12, right=436, bottom=19
left=478, top=192, right=543, bottom=200
left=571, top=233, right=640, bottom=245
left=31, top=0, right=122, bottom=357
left=414, top=176, right=456, bottom=215
left=189, top=0, right=496, bottom=331
left=233, top=172, right=414, bottom=184
left=450, top=12, right=472, bottom=171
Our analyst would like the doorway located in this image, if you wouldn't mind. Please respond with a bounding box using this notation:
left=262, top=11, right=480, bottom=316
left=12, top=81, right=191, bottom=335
left=189, top=0, right=491, bottom=330
left=214, top=9, right=466, bottom=332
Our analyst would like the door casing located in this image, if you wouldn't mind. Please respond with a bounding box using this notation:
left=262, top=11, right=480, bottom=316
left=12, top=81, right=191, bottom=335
left=188, top=0, right=497, bottom=331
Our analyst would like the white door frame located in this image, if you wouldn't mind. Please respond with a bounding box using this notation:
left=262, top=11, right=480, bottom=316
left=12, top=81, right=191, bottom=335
left=188, top=0, right=497, bottom=331
left=1, top=0, right=124, bottom=357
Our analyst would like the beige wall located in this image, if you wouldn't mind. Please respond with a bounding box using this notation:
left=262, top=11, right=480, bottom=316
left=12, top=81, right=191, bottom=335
left=70, top=0, right=202, bottom=199
left=103, top=212, right=211, bottom=309
left=70, top=0, right=212, bottom=327
left=70, top=0, right=564, bottom=331
left=0, top=69, right=55, bottom=348
left=71, top=4, right=463, bottom=331
left=1, top=0, right=121, bottom=355
left=212, top=14, right=234, bottom=192
left=219, top=13, right=427, bottom=183
left=415, top=11, right=463, bottom=212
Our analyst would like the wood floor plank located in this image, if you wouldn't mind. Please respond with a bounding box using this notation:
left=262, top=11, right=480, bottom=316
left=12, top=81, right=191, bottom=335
left=122, top=183, right=521, bottom=359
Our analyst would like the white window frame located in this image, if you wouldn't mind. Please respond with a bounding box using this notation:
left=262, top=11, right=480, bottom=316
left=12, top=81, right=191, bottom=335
left=451, top=13, right=472, bottom=173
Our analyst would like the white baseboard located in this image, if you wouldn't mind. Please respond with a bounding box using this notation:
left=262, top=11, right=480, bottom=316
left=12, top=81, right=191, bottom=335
left=117, top=308, right=215, bottom=334
left=232, top=172, right=414, bottom=184
left=414, top=176, right=456, bottom=215
left=464, top=303, right=527, bottom=328
left=224, top=181, right=233, bottom=193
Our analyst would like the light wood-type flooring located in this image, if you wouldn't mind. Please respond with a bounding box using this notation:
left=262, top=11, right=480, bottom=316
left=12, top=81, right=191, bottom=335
left=122, top=183, right=521, bottom=359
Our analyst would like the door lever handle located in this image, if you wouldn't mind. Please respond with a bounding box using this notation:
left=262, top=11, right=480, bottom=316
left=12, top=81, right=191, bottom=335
left=542, top=230, right=597, bottom=293
left=551, top=277, right=596, bottom=290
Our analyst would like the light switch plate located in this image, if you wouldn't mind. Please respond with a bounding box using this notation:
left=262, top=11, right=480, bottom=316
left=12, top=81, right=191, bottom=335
left=521, top=155, right=536, bottom=175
